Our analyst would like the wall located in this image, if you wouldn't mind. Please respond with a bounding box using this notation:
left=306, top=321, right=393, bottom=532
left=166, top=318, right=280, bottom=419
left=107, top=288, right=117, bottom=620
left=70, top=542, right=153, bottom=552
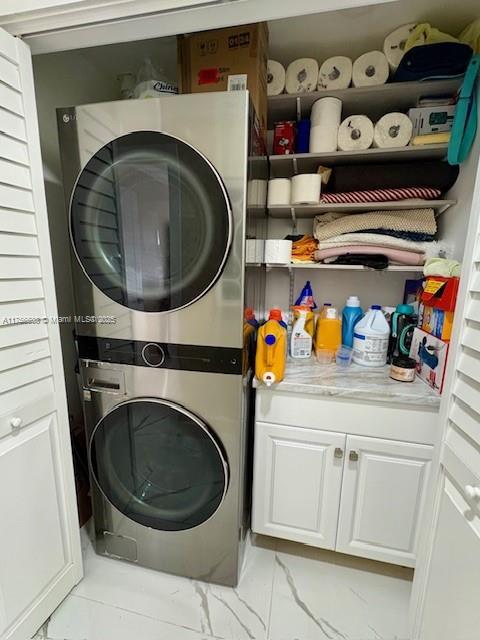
left=268, top=0, right=480, bottom=64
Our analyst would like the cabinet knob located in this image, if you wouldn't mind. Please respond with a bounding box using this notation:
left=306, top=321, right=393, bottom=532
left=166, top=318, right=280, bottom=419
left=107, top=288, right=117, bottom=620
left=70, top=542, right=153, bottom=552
left=334, top=447, right=344, bottom=459
left=465, top=485, right=480, bottom=500
left=10, top=416, right=22, bottom=431
left=349, top=450, right=359, bottom=462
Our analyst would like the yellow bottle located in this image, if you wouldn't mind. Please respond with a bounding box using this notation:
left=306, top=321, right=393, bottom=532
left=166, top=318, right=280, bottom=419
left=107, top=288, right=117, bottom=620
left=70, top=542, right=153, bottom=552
left=315, top=306, right=342, bottom=358
left=255, top=316, right=287, bottom=386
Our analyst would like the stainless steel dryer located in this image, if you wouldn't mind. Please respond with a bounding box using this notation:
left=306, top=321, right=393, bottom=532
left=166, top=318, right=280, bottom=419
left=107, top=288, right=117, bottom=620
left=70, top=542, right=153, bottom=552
left=57, top=92, right=253, bottom=348
left=79, top=338, right=251, bottom=587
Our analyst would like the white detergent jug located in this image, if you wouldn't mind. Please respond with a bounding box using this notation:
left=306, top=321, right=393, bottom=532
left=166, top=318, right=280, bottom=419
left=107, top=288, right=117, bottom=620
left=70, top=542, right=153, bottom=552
left=353, top=305, right=390, bottom=367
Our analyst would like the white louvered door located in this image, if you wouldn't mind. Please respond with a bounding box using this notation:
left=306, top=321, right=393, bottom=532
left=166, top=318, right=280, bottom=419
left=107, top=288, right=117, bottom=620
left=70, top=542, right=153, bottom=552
left=412, top=112, right=480, bottom=637
left=0, top=28, right=81, bottom=640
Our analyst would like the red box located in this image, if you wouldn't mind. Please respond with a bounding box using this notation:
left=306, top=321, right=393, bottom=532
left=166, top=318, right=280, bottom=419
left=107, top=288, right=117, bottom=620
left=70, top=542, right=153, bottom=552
left=421, top=276, right=459, bottom=312
left=273, top=121, right=296, bottom=155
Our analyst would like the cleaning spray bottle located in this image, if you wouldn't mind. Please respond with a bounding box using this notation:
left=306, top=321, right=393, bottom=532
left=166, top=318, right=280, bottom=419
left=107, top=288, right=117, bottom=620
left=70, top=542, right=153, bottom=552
left=290, top=307, right=313, bottom=358
left=255, top=309, right=287, bottom=386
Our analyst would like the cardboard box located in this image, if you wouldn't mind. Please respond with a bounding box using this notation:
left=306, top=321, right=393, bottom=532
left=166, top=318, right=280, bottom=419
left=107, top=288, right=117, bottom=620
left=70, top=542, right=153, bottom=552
left=421, top=276, right=459, bottom=311
left=408, top=105, right=456, bottom=136
left=422, top=306, right=454, bottom=341
left=177, top=23, right=268, bottom=135
left=409, top=328, right=449, bottom=394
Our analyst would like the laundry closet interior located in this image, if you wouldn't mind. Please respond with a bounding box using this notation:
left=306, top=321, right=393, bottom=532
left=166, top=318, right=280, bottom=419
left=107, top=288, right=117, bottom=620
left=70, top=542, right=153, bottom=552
left=0, top=0, right=480, bottom=639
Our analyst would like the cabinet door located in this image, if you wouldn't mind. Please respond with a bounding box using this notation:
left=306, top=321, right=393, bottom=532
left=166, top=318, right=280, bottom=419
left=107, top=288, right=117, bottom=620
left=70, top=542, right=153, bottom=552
left=252, top=422, right=345, bottom=548
left=336, top=435, right=433, bottom=567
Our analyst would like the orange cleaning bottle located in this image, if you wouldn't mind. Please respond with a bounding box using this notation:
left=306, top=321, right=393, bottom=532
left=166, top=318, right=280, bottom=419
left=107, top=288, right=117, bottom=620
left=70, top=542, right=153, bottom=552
left=255, top=309, right=287, bottom=386
left=314, top=305, right=342, bottom=360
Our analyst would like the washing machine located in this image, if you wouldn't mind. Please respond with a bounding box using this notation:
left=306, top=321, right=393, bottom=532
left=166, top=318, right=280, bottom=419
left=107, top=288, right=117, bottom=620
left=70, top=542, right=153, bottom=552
left=79, top=342, right=252, bottom=586
left=57, top=91, right=259, bottom=348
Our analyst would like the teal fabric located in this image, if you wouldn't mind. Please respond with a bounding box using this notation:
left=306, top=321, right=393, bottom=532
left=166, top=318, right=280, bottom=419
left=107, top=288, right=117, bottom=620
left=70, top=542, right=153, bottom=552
left=448, top=55, right=480, bottom=165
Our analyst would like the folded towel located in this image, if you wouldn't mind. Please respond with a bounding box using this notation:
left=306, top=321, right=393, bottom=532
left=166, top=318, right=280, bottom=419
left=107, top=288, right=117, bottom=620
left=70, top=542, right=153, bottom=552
left=289, top=234, right=318, bottom=262
left=321, top=187, right=441, bottom=204
left=314, top=208, right=437, bottom=241
left=315, top=245, right=425, bottom=266
left=424, top=257, right=462, bottom=277
left=317, top=233, right=450, bottom=257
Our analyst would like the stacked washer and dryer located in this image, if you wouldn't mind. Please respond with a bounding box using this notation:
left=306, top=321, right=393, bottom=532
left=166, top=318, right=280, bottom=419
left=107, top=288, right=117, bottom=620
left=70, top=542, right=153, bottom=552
left=57, top=92, right=265, bottom=586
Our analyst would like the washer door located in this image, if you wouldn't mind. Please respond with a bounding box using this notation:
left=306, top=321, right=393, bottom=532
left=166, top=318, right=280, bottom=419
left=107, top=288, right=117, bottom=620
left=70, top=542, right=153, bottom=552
left=89, top=399, right=229, bottom=530
left=70, top=131, right=232, bottom=312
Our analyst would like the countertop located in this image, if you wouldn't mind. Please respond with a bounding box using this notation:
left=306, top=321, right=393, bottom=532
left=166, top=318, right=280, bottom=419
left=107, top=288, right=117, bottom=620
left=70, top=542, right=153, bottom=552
left=255, top=358, right=441, bottom=408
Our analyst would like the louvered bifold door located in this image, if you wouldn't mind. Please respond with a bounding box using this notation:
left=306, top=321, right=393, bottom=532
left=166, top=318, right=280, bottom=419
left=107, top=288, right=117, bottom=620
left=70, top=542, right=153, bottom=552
left=0, top=28, right=81, bottom=640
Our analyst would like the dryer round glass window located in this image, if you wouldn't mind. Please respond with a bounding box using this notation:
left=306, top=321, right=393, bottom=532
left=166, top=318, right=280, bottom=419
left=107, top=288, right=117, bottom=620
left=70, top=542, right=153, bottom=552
left=70, top=131, right=232, bottom=312
left=89, top=399, right=229, bottom=530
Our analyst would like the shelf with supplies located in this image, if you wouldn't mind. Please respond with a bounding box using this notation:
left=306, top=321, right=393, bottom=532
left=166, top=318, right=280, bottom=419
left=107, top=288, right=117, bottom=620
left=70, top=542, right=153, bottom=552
left=269, top=144, right=449, bottom=178
left=268, top=199, right=456, bottom=218
left=267, top=78, right=462, bottom=127
left=263, top=263, right=424, bottom=273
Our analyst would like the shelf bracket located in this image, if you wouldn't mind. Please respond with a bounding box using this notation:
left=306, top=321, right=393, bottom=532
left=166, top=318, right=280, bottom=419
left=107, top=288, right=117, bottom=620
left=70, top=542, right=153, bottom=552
left=296, top=96, right=302, bottom=122
left=292, top=156, right=298, bottom=175
left=290, top=206, right=297, bottom=234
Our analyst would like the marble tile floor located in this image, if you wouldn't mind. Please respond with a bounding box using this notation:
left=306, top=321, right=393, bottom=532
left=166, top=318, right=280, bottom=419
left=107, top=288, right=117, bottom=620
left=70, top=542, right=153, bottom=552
left=34, top=529, right=413, bottom=640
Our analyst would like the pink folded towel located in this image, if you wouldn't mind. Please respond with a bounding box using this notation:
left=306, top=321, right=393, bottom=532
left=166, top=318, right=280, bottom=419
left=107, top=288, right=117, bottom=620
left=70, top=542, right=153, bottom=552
left=314, top=245, right=425, bottom=266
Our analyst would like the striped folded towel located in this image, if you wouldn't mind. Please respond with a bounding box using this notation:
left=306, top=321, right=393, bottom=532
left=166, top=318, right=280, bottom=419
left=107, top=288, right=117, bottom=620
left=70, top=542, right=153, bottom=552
left=313, top=208, right=437, bottom=241
left=321, top=187, right=441, bottom=204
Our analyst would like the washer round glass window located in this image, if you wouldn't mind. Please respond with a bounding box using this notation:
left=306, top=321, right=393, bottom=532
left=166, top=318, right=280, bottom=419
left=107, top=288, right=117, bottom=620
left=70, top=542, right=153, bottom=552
left=89, top=400, right=229, bottom=531
left=70, top=131, right=232, bottom=312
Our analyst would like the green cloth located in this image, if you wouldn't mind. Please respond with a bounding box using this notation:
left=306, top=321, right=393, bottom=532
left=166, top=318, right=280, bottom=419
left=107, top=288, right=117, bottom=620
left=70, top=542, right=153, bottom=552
left=460, top=18, right=480, bottom=54
left=423, top=257, right=461, bottom=277
left=404, top=23, right=458, bottom=51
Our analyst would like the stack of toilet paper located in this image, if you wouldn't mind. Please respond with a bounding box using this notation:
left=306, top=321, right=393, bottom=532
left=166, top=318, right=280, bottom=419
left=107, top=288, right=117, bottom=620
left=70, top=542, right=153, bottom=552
left=310, top=97, right=342, bottom=153
left=268, top=174, right=322, bottom=206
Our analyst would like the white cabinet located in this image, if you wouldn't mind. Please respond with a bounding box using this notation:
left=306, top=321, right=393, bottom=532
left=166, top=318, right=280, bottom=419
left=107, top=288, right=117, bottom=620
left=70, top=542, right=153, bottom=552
left=336, top=436, right=432, bottom=567
left=253, top=420, right=433, bottom=566
left=253, top=422, right=345, bottom=548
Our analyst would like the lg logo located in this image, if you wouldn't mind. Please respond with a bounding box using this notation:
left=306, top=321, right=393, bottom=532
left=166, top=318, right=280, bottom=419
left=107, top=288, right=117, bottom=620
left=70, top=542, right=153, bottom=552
left=62, top=113, right=76, bottom=123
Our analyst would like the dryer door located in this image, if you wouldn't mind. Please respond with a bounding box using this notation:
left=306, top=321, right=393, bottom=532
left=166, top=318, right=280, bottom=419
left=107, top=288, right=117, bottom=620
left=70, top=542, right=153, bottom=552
left=70, top=131, right=232, bottom=312
left=89, top=399, right=229, bottom=530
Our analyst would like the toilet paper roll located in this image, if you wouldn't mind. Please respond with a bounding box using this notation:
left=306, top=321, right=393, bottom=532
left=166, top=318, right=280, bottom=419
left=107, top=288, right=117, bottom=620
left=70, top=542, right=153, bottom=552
left=309, top=125, right=338, bottom=153
left=285, top=58, right=319, bottom=94
left=267, top=59, right=286, bottom=96
left=352, top=51, right=389, bottom=87
left=337, top=115, right=374, bottom=151
left=291, top=174, right=322, bottom=205
left=373, top=112, right=413, bottom=148
left=267, top=178, right=291, bottom=207
left=318, top=56, right=353, bottom=90
left=264, top=239, right=292, bottom=264
left=310, top=96, right=342, bottom=127
left=383, top=23, right=417, bottom=71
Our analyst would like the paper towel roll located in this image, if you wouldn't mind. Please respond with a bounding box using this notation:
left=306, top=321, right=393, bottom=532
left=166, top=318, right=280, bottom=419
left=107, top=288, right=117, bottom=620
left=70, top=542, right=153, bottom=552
left=311, top=96, right=342, bottom=126
left=318, top=56, right=353, bottom=90
left=352, top=51, right=389, bottom=87
left=373, top=112, right=413, bottom=148
left=267, top=59, right=286, bottom=96
left=383, top=23, right=417, bottom=71
left=267, top=178, right=291, bottom=207
left=264, top=239, right=292, bottom=264
left=337, top=115, right=374, bottom=151
left=291, top=174, right=322, bottom=205
left=309, top=125, right=338, bottom=153
left=285, top=58, right=319, bottom=94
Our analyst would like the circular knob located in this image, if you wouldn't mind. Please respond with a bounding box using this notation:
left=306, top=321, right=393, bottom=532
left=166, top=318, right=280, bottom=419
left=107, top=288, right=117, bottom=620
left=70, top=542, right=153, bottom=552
left=10, top=417, right=22, bottom=430
left=141, top=343, right=165, bottom=367
left=465, top=485, right=480, bottom=500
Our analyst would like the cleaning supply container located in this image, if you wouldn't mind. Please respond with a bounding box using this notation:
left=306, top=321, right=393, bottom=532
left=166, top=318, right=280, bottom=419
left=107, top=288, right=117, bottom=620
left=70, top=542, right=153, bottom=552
left=290, top=308, right=313, bottom=358
left=342, top=296, right=363, bottom=347
left=353, top=305, right=390, bottom=367
left=292, top=305, right=315, bottom=338
left=315, top=306, right=342, bottom=360
left=387, top=304, right=416, bottom=362
left=255, top=314, right=287, bottom=386
left=295, top=280, right=317, bottom=309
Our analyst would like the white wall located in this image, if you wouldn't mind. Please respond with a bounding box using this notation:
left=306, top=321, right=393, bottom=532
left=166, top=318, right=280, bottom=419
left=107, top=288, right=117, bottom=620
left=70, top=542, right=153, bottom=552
left=268, top=0, right=480, bottom=65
